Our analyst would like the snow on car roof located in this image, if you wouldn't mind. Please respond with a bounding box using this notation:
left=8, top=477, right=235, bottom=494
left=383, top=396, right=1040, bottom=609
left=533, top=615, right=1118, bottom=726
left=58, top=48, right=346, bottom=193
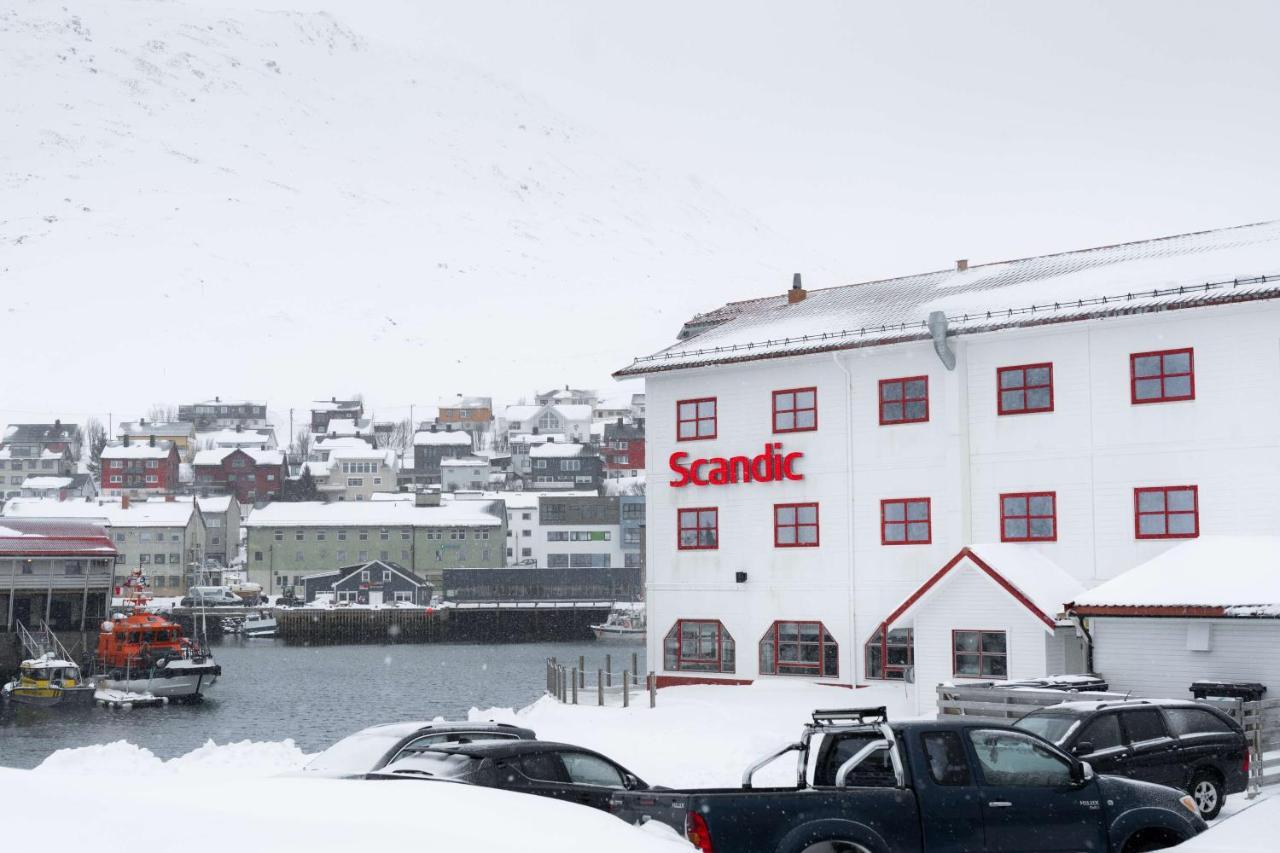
left=616, top=219, right=1280, bottom=377
left=1071, top=536, right=1280, bottom=613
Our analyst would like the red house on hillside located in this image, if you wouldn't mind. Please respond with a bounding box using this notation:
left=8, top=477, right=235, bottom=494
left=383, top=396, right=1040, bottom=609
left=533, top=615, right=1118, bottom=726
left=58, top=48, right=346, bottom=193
left=602, top=419, right=645, bottom=478
left=100, top=438, right=181, bottom=497
left=192, top=447, right=286, bottom=504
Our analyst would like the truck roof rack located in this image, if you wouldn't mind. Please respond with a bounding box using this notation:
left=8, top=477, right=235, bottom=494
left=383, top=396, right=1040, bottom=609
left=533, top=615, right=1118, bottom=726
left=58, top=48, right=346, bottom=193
left=811, top=707, right=888, bottom=725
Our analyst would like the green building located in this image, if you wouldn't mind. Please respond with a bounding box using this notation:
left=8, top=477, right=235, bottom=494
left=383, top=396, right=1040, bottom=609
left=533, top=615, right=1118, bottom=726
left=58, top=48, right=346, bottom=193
left=244, top=496, right=506, bottom=595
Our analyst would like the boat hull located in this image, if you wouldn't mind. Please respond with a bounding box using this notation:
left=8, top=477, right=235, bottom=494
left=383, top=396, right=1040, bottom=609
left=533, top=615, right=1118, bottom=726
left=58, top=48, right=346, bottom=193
left=591, top=625, right=646, bottom=643
left=96, top=662, right=221, bottom=700
left=1, top=684, right=96, bottom=707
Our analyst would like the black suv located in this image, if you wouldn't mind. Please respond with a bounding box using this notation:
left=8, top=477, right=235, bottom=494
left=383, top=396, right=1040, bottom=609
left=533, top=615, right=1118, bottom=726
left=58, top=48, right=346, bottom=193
left=1014, top=699, right=1248, bottom=819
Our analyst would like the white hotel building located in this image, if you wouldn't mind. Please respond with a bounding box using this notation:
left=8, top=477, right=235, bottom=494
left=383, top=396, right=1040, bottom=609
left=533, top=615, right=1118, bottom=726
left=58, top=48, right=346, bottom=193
left=616, top=220, right=1280, bottom=691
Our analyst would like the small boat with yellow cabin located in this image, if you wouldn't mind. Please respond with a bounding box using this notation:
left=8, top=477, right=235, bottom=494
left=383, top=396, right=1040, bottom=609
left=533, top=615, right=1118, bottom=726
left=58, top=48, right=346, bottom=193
left=1, top=652, right=95, bottom=707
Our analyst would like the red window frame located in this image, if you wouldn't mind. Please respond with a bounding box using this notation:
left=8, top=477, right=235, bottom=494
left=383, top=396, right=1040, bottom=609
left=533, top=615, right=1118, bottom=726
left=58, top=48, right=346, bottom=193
left=952, top=629, right=1008, bottom=679
left=881, top=497, right=932, bottom=545
left=1134, top=485, right=1199, bottom=540
left=999, top=491, right=1057, bottom=542
left=664, top=619, right=736, bottom=673
left=878, top=376, right=930, bottom=425
left=773, top=502, right=820, bottom=548
left=772, top=387, right=818, bottom=434
left=1130, top=348, right=1195, bottom=404
left=677, top=507, right=719, bottom=550
left=676, top=397, right=717, bottom=441
left=758, top=621, right=839, bottom=678
left=864, top=624, right=914, bottom=681
left=997, top=363, right=1054, bottom=415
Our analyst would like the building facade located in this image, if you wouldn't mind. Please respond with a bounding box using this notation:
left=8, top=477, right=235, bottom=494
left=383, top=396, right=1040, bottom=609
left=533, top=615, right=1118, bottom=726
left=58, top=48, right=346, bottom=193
left=412, top=427, right=474, bottom=486
left=117, top=420, right=198, bottom=460
left=616, top=220, right=1280, bottom=688
left=304, top=438, right=398, bottom=501
left=527, top=442, right=601, bottom=491
left=602, top=420, right=645, bottom=479
left=531, top=495, right=621, bottom=569
left=100, top=440, right=181, bottom=498
left=503, top=402, right=593, bottom=443
left=311, top=398, right=364, bottom=434
left=441, top=458, right=492, bottom=492
left=19, top=473, right=97, bottom=501
left=0, top=447, right=76, bottom=500
left=179, top=399, right=270, bottom=431
left=192, top=447, right=286, bottom=504
left=244, top=498, right=507, bottom=593
left=0, top=519, right=116, bottom=633
left=301, top=560, right=433, bottom=606
left=1, top=421, right=84, bottom=461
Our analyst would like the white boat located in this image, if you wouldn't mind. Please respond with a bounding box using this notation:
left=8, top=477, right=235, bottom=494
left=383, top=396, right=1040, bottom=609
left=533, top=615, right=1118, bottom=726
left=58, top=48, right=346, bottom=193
left=242, top=610, right=277, bottom=638
left=591, top=605, right=645, bottom=642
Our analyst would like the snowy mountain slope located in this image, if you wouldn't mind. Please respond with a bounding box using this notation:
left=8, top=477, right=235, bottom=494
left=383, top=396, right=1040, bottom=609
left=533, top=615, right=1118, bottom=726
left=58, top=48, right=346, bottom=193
left=0, top=0, right=796, bottom=416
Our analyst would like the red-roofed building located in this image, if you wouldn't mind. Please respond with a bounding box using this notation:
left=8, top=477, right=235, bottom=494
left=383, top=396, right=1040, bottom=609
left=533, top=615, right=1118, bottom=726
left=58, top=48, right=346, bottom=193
left=0, top=518, right=117, bottom=633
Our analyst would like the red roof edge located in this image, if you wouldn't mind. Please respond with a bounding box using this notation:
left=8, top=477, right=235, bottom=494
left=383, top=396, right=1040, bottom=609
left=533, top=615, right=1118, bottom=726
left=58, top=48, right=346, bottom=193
left=1069, top=604, right=1227, bottom=618
left=881, top=546, right=1058, bottom=633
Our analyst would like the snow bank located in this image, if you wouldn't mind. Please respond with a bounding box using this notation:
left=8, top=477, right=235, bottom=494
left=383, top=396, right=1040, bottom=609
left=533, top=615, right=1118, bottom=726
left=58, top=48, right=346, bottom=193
left=470, top=679, right=922, bottom=788
left=0, top=768, right=688, bottom=852
left=1182, top=795, right=1277, bottom=851
left=35, top=738, right=311, bottom=777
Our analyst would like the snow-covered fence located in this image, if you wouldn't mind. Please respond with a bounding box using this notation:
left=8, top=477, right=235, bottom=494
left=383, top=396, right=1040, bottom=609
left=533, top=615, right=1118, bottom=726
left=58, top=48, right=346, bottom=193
left=1231, top=699, right=1280, bottom=795
left=545, top=657, right=655, bottom=708
left=936, top=682, right=1129, bottom=722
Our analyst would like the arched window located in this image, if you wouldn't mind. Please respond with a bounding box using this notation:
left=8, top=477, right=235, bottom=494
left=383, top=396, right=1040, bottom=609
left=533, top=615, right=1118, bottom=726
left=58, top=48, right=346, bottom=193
left=663, top=620, right=735, bottom=673
left=864, top=624, right=914, bottom=680
left=758, top=621, right=838, bottom=677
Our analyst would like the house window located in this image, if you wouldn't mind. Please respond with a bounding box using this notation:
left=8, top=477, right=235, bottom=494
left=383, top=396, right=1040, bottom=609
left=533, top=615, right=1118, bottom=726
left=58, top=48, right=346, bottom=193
left=676, top=397, right=717, bottom=441
left=254, top=551, right=264, bottom=562
left=295, top=531, right=305, bottom=541
left=1000, top=492, right=1057, bottom=542
left=772, top=388, right=817, bottom=433
left=1134, top=486, right=1199, bottom=539
left=382, top=569, right=391, bottom=581
left=360, top=570, right=370, bottom=581
left=359, top=530, right=369, bottom=541
left=953, top=630, right=1007, bottom=678
left=677, top=507, right=718, bottom=550
left=394, top=591, right=413, bottom=603
left=316, top=532, right=326, bottom=541
left=774, top=503, right=819, bottom=547
left=879, top=376, right=929, bottom=425
left=881, top=498, right=931, bottom=545
left=758, top=621, right=837, bottom=677
left=865, top=625, right=914, bottom=680
left=997, top=363, right=1053, bottom=415
left=663, top=620, right=735, bottom=673
left=337, top=530, right=347, bottom=540
left=273, top=530, right=284, bottom=541
left=1131, top=348, right=1194, bottom=404
left=380, top=528, right=390, bottom=540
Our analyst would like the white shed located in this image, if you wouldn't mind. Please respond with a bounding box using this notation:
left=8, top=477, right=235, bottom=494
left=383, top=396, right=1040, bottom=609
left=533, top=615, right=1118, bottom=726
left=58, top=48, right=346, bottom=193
left=867, top=544, right=1087, bottom=713
left=1070, top=536, right=1280, bottom=699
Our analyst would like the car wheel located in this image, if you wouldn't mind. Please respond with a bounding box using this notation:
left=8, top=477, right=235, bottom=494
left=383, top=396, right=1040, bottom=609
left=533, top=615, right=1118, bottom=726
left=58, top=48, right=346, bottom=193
left=1189, top=770, right=1224, bottom=820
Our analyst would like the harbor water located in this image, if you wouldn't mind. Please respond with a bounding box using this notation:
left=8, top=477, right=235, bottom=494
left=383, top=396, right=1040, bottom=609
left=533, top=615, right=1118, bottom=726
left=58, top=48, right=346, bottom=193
left=0, top=639, right=645, bottom=769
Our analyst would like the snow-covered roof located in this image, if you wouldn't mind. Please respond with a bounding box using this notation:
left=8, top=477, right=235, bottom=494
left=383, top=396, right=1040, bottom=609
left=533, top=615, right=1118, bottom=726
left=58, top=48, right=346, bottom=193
left=1071, top=536, right=1280, bottom=616
left=0, top=518, right=116, bottom=556
left=320, top=418, right=373, bottom=436
left=503, top=405, right=541, bottom=421
left=194, top=495, right=235, bottom=513
left=617, top=220, right=1280, bottom=377
left=323, top=444, right=395, bottom=463
left=529, top=442, right=590, bottom=458
left=882, top=544, right=1085, bottom=632
left=440, top=457, right=488, bottom=467
left=192, top=447, right=285, bottom=466
left=1, top=423, right=81, bottom=444
left=244, top=500, right=503, bottom=529
left=312, top=399, right=362, bottom=412
left=413, top=430, right=473, bottom=447
left=101, top=443, right=173, bottom=460
left=0, top=447, right=68, bottom=461
left=117, top=420, right=194, bottom=438
left=21, top=476, right=74, bottom=489
left=3, top=497, right=199, bottom=528
left=196, top=428, right=276, bottom=448
left=438, top=395, right=492, bottom=410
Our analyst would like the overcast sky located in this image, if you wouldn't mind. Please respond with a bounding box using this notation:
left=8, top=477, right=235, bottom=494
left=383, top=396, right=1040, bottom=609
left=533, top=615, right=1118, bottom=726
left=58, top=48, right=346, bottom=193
left=5, top=0, right=1279, bottom=431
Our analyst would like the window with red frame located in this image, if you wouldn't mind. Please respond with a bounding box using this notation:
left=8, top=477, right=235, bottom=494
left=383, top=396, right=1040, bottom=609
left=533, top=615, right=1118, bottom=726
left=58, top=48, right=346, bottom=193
left=676, top=397, right=717, bottom=440
left=879, top=376, right=929, bottom=424
left=663, top=620, right=735, bottom=672
left=773, top=388, right=817, bottom=433
left=1134, top=486, right=1198, bottom=539
left=758, top=621, right=838, bottom=677
left=997, top=363, right=1053, bottom=415
left=953, top=630, right=1007, bottom=678
left=881, top=498, right=931, bottom=544
left=865, top=625, right=914, bottom=680
left=1000, top=492, right=1057, bottom=541
left=774, top=503, right=819, bottom=547
left=1131, top=348, right=1194, bottom=404
left=677, top=507, right=718, bottom=550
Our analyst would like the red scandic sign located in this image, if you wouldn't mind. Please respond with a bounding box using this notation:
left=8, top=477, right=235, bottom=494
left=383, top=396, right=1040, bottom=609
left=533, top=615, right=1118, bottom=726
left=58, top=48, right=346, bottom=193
left=669, top=443, right=804, bottom=488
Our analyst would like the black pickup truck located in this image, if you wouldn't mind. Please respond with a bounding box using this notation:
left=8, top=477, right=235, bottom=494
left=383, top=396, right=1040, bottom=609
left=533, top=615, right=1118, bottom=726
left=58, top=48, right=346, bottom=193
left=610, top=708, right=1208, bottom=853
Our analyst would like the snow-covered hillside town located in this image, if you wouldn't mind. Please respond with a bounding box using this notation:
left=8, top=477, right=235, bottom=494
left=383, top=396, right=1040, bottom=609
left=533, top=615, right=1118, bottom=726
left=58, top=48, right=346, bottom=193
left=6, top=0, right=1280, bottom=850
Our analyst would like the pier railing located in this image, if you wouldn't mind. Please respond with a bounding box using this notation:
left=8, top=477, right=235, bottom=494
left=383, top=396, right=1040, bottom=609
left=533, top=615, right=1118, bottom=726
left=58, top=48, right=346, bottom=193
left=545, top=655, right=656, bottom=708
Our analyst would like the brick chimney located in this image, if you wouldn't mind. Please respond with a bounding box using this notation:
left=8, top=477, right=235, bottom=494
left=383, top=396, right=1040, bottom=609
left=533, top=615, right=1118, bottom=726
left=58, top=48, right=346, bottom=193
left=788, top=273, right=806, bottom=304
left=122, top=495, right=130, bottom=510
left=149, top=434, right=156, bottom=447
left=956, top=259, right=969, bottom=272
left=123, top=435, right=131, bottom=447
left=165, top=494, right=175, bottom=502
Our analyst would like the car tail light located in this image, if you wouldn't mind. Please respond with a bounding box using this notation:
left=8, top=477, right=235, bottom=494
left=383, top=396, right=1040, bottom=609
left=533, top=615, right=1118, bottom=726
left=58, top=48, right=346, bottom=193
left=1243, top=750, right=1251, bottom=775
left=685, top=811, right=713, bottom=853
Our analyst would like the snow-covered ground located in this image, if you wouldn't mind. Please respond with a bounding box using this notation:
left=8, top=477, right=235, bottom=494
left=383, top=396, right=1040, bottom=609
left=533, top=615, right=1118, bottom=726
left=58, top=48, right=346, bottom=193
left=3, top=679, right=1268, bottom=849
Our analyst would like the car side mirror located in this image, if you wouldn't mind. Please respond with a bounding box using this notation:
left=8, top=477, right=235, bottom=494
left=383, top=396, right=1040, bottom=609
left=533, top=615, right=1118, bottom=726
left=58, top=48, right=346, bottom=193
left=623, top=773, right=640, bottom=790
left=1070, top=760, right=1095, bottom=787
left=1074, top=741, right=1094, bottom=756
